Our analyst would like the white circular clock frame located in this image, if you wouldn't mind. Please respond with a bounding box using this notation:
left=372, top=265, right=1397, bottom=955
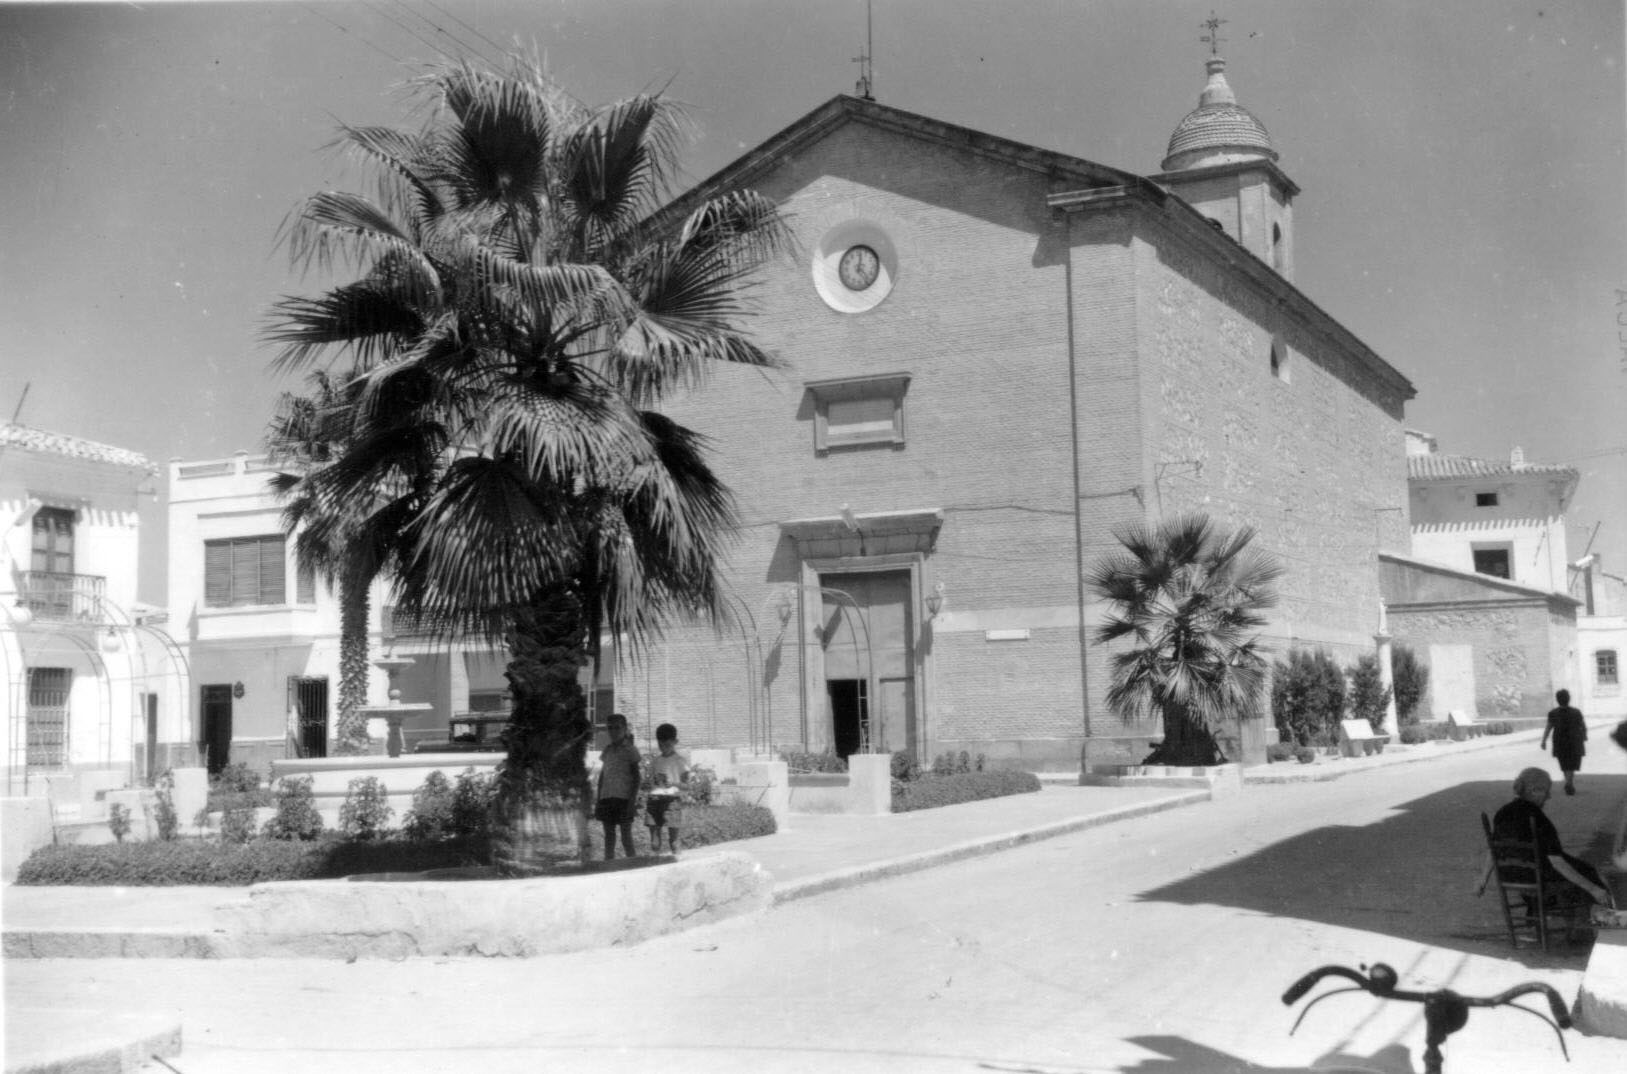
left=811, top=221, right=898, bottom=313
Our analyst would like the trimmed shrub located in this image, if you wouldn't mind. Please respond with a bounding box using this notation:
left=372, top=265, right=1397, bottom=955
left=633, top=800, right=776, bottom=853
left=16, top=839, right=328, bottom=886
left=1391, top=644, right=1430, bottom=725
left=402, top=771, right=456, bottom=842
left=219, top=804, right=257, bottom=845
left=107, top=803, right=132, bottom=843
left=1399, top=722, right=1454, bottom=745
left=890, top=749, right=920, bottom=781
left=1348, top=653, right=1393, bottom=734
left=1485, top=721, right=1514, bottom=735
left=263, top=776, right=324, bottom=841
left=682, top=764, right=717, bottom=806
left=338, top=776, right=393, bottom=841
left=1294, top=747, right=1316, bottom=764
left=13, top=836, right=492, bottom=886
left=1265, top=742, right=1296, bottom=763
left=153, top=771, right=180, bottom=841
left=778, top=747, right=846, bottom=774
left=892, top=769, right=1040, bottom=813
left=15, top=804, right=772, bottom=885
left=449, top=768, right=497, bottom=839
left=1271, top=650, right=1347, bottom=746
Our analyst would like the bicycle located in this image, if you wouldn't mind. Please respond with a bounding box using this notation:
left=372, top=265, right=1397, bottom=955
left=1282, top=962, right=1573, bottom=1074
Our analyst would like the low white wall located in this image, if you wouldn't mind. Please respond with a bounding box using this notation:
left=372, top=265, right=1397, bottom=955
left=2, top=797, right=54, bottom=882
left=785, top=754, right=893, bottom=816
left=214, top=851, right=771, bottom=958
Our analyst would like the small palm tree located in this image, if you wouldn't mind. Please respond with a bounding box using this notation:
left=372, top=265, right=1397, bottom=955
left=1089, top=514, right=1283, bottom=766
left=266, top=370, right=401, bottom=756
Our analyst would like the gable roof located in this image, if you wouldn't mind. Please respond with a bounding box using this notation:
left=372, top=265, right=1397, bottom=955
left=1408, top=451, right=1578, bottom=484
left=1, top=422, right=156, bottom=474
left=653, top=93, right=1415, bottom=404
left=654, top=94, right=1151, bottom=229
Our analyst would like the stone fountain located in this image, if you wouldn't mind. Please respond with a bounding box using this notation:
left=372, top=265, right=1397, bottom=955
left=358, top=652, right=435, bottom=758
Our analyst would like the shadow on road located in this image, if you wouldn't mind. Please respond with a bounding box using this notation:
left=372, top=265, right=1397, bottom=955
left=1138, top=775, right=1627, bottom=967
left=1108, top=1035, right=1416, bottom=1073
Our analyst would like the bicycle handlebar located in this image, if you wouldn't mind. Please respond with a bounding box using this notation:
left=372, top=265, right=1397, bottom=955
left=1281, top=963, right=1572, bottom=1029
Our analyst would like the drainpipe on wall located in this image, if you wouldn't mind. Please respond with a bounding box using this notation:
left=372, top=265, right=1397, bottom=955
left=1062, top=210, right=1092, bottom=758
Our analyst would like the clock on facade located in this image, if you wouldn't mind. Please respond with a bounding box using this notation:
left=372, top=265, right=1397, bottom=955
left=837, top=244, right=881, bottom=291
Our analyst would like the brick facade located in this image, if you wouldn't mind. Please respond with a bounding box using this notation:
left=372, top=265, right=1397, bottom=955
left=616, top=97, right=1413, bottom=769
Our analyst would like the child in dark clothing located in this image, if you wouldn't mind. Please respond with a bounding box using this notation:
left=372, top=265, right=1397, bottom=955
left=594, top=713, right=641, bottom=859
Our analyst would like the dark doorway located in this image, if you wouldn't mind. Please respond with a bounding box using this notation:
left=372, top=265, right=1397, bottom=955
left=826, top=678, right=869, bottom=758
left=819, top=570, right=915, bottom=754
left=200, top=684, right=233, bottom=773
left=289, top=677, right=329, bottom=758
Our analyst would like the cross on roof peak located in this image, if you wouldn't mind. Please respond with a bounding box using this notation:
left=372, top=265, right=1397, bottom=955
left=1200, top=11, right=1227, bottom=56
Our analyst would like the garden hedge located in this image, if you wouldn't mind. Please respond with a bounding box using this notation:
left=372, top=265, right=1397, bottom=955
left=891, top=769, right=1041, bottom=813
left=16, top=801, right=776, bottom=886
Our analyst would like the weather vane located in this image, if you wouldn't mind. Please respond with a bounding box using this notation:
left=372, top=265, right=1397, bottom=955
left=1200, top=10, right=1227, bottom=56
left=852, top=0, right=875, bottom=100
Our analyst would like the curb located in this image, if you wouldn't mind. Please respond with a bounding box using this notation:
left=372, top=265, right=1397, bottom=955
left=4, top=929, right=225, bottom=960
left=3, top=1013, right=181, bottom=1074
left=772, top=790, right=1210, bottom=904
left=1242, top=725, right=1569, bottom=785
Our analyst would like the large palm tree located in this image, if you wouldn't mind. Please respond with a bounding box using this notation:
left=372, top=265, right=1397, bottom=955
left=1088, top=514, right=1283, bottom=766
left=263, top=57, right=790, bottom=869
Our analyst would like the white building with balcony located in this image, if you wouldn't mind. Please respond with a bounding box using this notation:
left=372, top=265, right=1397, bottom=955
left=1, top=423, right=185, bottom=799
left=167, top=452, right=614, bottom=773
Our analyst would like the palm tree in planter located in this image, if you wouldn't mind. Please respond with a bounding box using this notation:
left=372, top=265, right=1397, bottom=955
left=263, top=57, right=789, bottom=871
left=1088, top=514, right=1283, bottom=766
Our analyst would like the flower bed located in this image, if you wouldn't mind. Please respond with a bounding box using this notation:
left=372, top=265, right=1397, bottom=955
left=16, top=802, right=776, bottom=886
left=890, top=767, right=1041, bottom=813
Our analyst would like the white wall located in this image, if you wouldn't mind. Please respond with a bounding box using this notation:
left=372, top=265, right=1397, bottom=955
left=1410, top=475, right=1570, bottom=593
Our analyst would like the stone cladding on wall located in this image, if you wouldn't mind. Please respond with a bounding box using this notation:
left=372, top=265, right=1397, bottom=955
left=1135, top=233, right=1407, bottom=650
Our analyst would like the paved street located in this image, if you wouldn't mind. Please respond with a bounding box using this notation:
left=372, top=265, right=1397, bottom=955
left=9, top=735, right=1627, bottom=1074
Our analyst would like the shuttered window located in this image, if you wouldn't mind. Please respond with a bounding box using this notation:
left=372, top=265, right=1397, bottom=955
left=203, top=536, right=288, bottom=607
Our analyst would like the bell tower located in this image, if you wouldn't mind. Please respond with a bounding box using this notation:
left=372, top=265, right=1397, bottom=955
left=1153, top=17, right=1298, bottom=278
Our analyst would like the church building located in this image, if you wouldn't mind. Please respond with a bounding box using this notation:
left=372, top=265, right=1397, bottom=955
left=615, top=53, right=1417, bottom=771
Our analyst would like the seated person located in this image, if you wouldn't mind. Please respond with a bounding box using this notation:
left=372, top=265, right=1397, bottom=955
left=1492, top=767, right=1614, bottom=907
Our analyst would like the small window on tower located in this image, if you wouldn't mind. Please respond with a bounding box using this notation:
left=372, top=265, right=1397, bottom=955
left=1272, top=222, right=1284, bottom=270
left=1269, top=336, right=1289, bottom=382
left=1475, top=492, right=1499, bottom=507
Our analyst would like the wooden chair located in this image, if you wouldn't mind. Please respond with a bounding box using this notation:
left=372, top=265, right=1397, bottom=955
left=1480, top=812, right=1593, bottom=951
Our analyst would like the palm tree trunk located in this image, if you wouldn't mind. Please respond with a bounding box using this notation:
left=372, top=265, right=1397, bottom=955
left=490, top=587, right=595, bottom=875
left=1148, top=702, right=1228, bottom=767
left=334, top=572, right=373, bottom=755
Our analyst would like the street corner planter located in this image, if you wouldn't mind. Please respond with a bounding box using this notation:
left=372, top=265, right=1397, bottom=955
left=214, top=850, right=772, bottom=958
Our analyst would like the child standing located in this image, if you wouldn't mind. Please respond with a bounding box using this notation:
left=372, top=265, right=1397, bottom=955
left=645, top=722, right=690, bottom=858
left=595, top=713, right=641, bottom=859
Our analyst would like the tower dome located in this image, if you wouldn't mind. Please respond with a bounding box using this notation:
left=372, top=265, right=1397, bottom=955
left=1161, top=56, right=1277, bottom=172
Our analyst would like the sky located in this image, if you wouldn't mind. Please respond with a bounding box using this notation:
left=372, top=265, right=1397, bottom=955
left=2, top=0, right=1623, bottom=605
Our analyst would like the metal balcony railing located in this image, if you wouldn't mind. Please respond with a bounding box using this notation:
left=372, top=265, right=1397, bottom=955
left=19, top=571, right=107, bottom=624
left=381, top=604, right=456, bottom=638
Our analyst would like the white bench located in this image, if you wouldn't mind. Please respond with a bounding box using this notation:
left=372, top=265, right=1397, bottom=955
left=1338, top=719, right=1389, bottom=758
left=1448, top=709, right=1484, bottom=741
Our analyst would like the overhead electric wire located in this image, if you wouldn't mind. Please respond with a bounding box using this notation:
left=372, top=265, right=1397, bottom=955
left=298, top=2, right=406, bottom=65
left=415, top=0, right=515, bottom=63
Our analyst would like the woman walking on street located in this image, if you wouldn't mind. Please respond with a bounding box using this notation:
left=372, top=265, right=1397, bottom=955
left=1541, top=689, right=1588, bottom=795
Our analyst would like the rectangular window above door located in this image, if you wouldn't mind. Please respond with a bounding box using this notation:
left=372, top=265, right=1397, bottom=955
left=806, top=372, right=910, bottom=453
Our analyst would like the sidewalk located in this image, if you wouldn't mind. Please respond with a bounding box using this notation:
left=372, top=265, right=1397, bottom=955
left=3, top=782, right=1205, bottom=1073
left=6, top=726, right=1623, bottom=1073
